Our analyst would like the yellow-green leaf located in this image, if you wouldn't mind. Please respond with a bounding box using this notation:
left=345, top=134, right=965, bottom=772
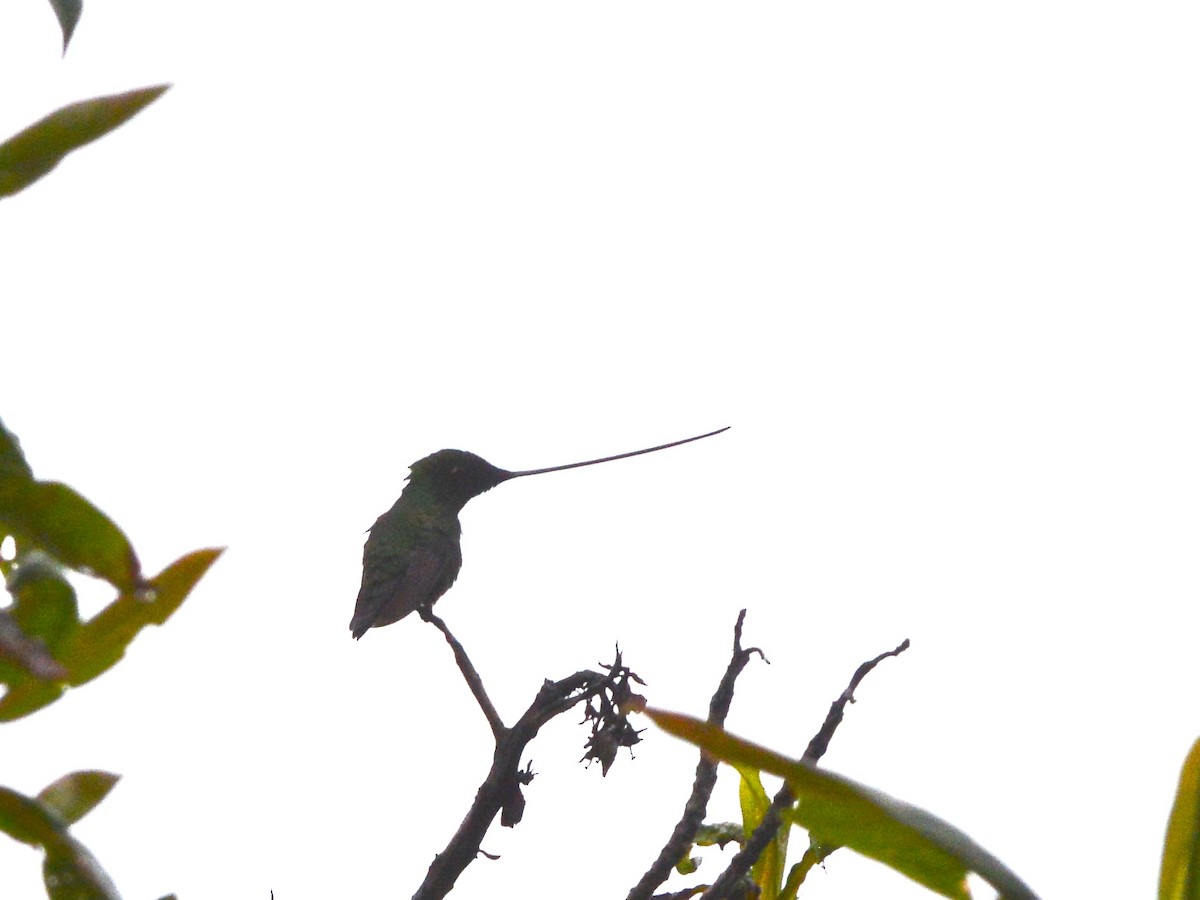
left=0, top=85, right=169, bottom=198
left=37, top=772, right=119, bottom=826
left=0, top=557, right=77, bottom=721
left=0, top=549, right=220, bottom=721
left=0, top=782, right=121, bottom=899
left=60, top=547, right=222, bottom=686
left=0, top=479, right=140, bottom=591
left=1160, top=738, right=1200, bottom=900
left=646, top=708, right=1039, bottom=900
left=0, top=784, right=64, bottom=846
left=735, top=764, right=788, bottom=899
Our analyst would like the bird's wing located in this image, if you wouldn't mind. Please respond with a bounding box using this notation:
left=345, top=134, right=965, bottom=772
left=349, top=543, right=451, bottom=639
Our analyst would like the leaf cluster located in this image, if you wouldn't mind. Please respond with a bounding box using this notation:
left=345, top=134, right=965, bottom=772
left=1, top=413, right=218, bottom=898
left=0, top=417, right=220, bottom=721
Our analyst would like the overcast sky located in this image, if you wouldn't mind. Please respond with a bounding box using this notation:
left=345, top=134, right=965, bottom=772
left=2, top=2, right=1198, bottom=899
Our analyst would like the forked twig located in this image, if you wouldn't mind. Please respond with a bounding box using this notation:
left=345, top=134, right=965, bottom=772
left=413, top=617, right=641, bottom=900
left=626, top=610, right=765, bottom=900
left=700, top=638, right=911, bottom=900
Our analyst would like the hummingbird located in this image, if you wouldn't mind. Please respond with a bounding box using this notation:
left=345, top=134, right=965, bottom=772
left=349, top=427, right=729, bottom=639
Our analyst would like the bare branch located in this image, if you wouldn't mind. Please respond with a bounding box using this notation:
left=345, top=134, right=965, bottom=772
left=626, top=610, right=765, bottom=900
left=803, top=638, right=910, bottom=765
left=421, top=608, right=506, bottom=740
left=700, top=637, right=910, bottom=900
left=413, top=655, right=640, bottom=900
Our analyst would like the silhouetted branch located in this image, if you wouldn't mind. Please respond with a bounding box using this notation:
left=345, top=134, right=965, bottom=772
left=803, top=639, right=910, bottom=764
left=413, top=650, right=642, bottom=900
left=700, top=638, right=911, bottom=900
left=421, top=608, right=506, bottom=739
left=626, top=610, right=765, bottom=900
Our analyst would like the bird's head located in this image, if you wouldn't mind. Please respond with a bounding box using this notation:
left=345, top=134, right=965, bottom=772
left=406, top=449, right=515, bottom=512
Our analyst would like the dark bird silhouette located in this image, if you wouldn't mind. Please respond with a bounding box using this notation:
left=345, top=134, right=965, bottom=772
left=349, top=427, right=729, bottom=638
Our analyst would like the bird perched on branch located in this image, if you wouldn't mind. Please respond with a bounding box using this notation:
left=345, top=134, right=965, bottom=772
left=349, top=427, right=729, bottom=639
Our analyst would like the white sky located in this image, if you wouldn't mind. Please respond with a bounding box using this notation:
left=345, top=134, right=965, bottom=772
left=1, top=2, right=1198, bottom=899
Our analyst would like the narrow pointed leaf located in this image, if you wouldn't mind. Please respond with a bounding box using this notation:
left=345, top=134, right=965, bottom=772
left=737, top=765, right=770, bottom=832
left=0, top=480, right=140, bottom=591
left=47, top=0, right=83, bottom=52
left=0, top=85, right=169, bottom=198
left=0, top=678, right=66, bottom=722
left=60, top=547, right=222, bottom=686
left=646, top=708, right=1040, bottom=900
left=37, top=772, right=119, bottom=826
left=1160, top=738, right=1200, bottom=900
left=735, top=765, right=787, bottom=899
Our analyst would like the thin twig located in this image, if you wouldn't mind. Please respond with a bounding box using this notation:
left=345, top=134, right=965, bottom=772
left=421, top=608, right=507, bottom=740
left=803, top=638, right=910, bottom=764
left=626, top=610, right=765, bottom=900
left=700, top=638, right=911, bottom=900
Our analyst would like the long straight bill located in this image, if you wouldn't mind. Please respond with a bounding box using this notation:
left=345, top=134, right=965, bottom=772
left=510, top=426, right=730, bottom=478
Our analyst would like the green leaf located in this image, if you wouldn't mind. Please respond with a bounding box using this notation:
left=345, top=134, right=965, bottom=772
left=0, top=417, right=137, bottom=589
left=0, top=557, right=76, bottom=720
left=0, top=548, right=219, bottom=721
left=0, top=784, right=65, bottom=846
left=694, top=821, right=744, bottom=848
left=737, top=765, right=770, bottom=831
left=5, top=552, right=82, bottom=650
left=0, top=85, right=169, bottom=198
left=0, top=417, right=33, bottom=480
left=645, top=708, right=1040, bottom=900
left=43, top=847, right=121, bottom=900
left=37, top=772, right=119, bottom=826
left=47, top=0, right=83, bottom=52
left=60, top=547, right=222, bottom=686
left=1160, top=738, right=1200, bottom=900
left=0, top=677, right=67, bottom=723
left=735, top=765, right=787, bottom=899
left=0, top=479, right=141, bottom=591
left=779, top=835, right=836, bottom=900
left=0, top=782, right=121, bottom=899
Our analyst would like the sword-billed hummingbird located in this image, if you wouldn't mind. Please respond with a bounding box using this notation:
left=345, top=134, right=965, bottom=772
left=349, top=427, right=729, bottom=639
